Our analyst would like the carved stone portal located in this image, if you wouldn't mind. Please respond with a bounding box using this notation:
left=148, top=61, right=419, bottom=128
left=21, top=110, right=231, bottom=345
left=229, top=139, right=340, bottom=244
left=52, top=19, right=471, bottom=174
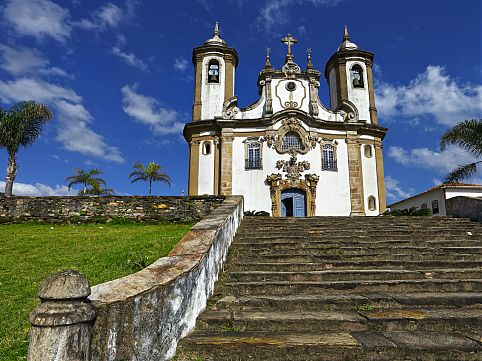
left=266, top=155, right=319, bottom=217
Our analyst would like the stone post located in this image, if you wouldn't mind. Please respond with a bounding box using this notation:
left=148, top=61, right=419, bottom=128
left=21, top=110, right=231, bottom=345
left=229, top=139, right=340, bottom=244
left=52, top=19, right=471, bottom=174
left=28, top=270, right=96, bottom=361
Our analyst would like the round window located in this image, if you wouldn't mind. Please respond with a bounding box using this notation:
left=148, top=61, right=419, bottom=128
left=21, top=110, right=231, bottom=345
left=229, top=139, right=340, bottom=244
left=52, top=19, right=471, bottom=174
left=285, top=81, right=297, bottom=91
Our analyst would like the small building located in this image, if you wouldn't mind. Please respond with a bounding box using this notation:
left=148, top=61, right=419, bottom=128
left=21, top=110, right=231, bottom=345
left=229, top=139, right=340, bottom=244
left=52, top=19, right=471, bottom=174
left=184, top=23, right=388, bottom=217
left=389, top=183, right=482, bottom=216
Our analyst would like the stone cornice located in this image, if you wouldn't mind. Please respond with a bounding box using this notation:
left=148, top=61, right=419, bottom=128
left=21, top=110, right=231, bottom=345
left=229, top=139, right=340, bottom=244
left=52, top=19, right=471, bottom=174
left=324, top=49, right=374, bottom=80
left=183, top=111, right=388, bottom=141
left=192, top=45, right=239, bottom=67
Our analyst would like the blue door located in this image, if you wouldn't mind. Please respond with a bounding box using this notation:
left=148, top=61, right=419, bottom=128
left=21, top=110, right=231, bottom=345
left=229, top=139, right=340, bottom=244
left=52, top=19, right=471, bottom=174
left=281, top=189, right=306, bottom=217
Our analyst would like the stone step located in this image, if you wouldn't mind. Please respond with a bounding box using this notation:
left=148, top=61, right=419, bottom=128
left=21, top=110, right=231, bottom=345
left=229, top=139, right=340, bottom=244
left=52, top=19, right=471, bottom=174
left=226, top=260, right=482, bottom=272
left=228, top=252, right=482, bottom=264
left=220, top=279, right=482, bottom=295
left=234, top=233, right=482, bottom=241
left=224, top=269, right=482, bottom=282
left=214, top=293, right=482, bottom=311
left=230, top=246, right=482, bottom=257
left=197, top=308, right=482, bottom=333
left=233, top=239, right=482, bottom=247
left=175, top=331, right=481, bottom=361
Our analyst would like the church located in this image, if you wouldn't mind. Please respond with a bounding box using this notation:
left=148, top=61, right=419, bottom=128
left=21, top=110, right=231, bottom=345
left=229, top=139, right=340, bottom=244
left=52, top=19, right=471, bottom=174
left=184, top=23, right=388, bottom=217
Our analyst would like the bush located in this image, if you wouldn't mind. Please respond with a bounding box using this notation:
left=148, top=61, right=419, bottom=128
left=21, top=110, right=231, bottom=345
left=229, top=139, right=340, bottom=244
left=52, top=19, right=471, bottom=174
left=384, top=207, right=432, bottom=216
left=244, top=210, right=270, bottom=216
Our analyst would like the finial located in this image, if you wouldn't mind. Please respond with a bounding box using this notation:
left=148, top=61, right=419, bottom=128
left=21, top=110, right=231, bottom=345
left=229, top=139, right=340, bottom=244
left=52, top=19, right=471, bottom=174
left=213, top=21, right=220, bottom=37
left=306, top=48, right=313, bottom=70
left=343, top=25, right=350, bottom=42
left=265, top=47, right=271, bottom=69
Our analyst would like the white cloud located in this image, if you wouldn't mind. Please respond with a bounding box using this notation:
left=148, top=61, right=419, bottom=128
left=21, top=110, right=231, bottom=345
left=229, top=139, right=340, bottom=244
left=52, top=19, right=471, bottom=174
left=0, top=77, right=81, bottom=104
left=388, top=145, right=479, bottom=175
left=256, top=0, right=343, bottom=33
left=0, top=181, right=77, bottom=196
left=3, top=0, right=71, bottom=42
left=174, top=57, right=189, bottom=72
left=385, top=175, right=413, bottom=201
left=0, top=44, right=69, bottom=77
left=75, top=3, right=125, bottom=31
left=112, top=45, right=148, bottom=72
left=121, top=85, right=185, bottom=135
left=0, top=77, right=124, bottom=163
left=376, top=65, right=482, bottom=126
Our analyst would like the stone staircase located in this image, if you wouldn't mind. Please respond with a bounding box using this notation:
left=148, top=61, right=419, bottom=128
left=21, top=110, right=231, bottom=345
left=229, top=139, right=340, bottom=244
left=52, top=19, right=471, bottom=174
left=175, top=216, right=482, bottom=361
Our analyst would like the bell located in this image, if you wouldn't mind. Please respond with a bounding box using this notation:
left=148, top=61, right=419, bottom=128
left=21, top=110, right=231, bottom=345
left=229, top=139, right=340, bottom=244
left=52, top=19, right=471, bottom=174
left=353, top=77, right=362, bottom=87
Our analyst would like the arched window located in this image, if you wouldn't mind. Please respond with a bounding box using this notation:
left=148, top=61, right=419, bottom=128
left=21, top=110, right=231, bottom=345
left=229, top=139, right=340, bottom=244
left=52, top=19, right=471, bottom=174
left=207, top=59, right=220, bottom=83
left=202, top=141, right=211, bottom=155
left=322, top=144, right=337, bottom=171
left=368, top=196, right=377, bottom=211
left=364, top=144, right=373, bottom=158
left=351, top=64, right=364, bottom=88
left=421, top=203, right=428, bottom=209
left=431, top=200, right=440, bottom=214
left=282, top=132, right=302, bottom=151
left=246, top=142, right=262, bottom=169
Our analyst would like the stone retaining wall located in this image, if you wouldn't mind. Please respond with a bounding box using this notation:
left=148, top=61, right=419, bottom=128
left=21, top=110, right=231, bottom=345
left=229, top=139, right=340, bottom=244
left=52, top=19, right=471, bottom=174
left=0, top=195, right=225, bottom=223
left=446, top=196, right=482, bottom=223
left=27, top=195, right=244, bottom=361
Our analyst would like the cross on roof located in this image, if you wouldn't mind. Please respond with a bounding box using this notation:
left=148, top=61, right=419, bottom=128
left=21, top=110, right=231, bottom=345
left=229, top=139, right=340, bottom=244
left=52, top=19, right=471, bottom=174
left=281, top=34, right=297, bottom=55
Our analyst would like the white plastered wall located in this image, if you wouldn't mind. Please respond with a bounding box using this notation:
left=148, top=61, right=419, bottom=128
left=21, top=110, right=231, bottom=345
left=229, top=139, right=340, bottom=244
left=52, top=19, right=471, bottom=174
left=346, top=60, right=371, bottom=122
left=390, top=189, right=447, bottom=216
left=197, top=140, right=215, bottom=195
left=361, top=143, right=379, bottom=216
left=445, top=188, right=482, bottom=199
left=201, top=55, right=226, bottom=120
left=271, top=79, right=310, bottom=114
left=230, top=122, right=352, bottom=215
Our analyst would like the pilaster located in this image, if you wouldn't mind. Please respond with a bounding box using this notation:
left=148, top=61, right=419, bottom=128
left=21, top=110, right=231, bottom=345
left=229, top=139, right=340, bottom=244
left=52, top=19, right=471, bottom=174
left=220, top=130, right=234, bottom=195
left=366, top=62, right=378, bottom=124
left=346, top=132, right=365, bottom=216
left=374, top=140, right=387, bottom=213
left=188, top=139, right=200, bottom=195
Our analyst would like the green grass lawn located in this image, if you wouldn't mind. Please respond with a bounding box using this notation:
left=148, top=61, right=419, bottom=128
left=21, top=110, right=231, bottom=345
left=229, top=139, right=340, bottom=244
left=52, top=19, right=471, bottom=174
left=0, top=222, right=192, bottom=361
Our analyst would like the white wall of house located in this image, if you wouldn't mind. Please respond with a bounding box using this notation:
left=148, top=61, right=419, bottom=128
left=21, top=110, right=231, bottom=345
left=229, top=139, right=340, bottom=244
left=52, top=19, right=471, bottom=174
left=197, top=140, right=215, bottom=195
left=445, top=188, right=482, bottom=199
left=390, top=189, right=447, bottom=216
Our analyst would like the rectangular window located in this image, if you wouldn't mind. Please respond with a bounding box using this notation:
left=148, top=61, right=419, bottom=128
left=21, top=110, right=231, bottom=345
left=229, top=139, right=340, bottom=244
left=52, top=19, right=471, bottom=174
left=246, top=143, right=261, bottom=169
left=431, top=200, right=440, bottom=214
left=322, top=144, right=337, bottom=171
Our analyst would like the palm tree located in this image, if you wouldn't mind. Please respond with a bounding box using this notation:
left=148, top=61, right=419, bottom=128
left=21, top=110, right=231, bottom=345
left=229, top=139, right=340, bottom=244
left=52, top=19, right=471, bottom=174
left=84, top=180, right=115, bottom=196
left=385, top=207, right=432, bottom=216
left=440, top=119, right=482, bottom=182
left=0, top=101, right=52, bottom=197
left=65, top=168, right=106, bottom=195
left=129, top=161, right=171, bottom=195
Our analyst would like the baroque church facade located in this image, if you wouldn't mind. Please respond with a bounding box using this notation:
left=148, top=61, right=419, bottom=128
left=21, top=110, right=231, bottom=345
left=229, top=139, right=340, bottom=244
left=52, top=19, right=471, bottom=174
left=184, top=23, right=387, bottom=216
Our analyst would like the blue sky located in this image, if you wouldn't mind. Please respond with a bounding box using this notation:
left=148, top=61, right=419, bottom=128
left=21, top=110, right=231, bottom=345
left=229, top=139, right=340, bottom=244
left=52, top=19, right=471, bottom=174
left=0, top=0, right=481, bottom=201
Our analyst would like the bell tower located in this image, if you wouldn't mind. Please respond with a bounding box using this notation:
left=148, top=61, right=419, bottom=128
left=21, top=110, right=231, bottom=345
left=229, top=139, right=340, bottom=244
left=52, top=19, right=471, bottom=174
left=324, top=26, right=378, bottom=124
left=192, top=22, right=238, bottom=121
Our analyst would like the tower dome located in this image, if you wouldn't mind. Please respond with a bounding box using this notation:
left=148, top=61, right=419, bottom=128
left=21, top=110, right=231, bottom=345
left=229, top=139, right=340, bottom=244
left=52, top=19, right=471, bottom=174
left=204, top=21, right=226, bottom=46
left=337, top=25, right=358, bottom=51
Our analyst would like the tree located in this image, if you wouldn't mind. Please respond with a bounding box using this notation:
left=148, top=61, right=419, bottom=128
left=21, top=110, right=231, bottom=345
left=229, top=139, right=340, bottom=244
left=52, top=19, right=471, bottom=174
left=65, top=168, right=106, bottom=195
left=84, top=181, right=115, bottom=196
left=0, top=101, right=52, bottom=197
left=440, top=119, right=482, bottom=182
left=385, top=207, right=432, bottom=216
left=129, top=161, right=171, bottom=195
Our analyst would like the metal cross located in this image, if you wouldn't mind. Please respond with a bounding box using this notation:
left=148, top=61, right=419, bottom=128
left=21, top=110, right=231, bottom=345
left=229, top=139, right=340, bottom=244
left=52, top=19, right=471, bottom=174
left=281, top=34, right=297, bottom=54
left=266, top=47, right=271, bottom=56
